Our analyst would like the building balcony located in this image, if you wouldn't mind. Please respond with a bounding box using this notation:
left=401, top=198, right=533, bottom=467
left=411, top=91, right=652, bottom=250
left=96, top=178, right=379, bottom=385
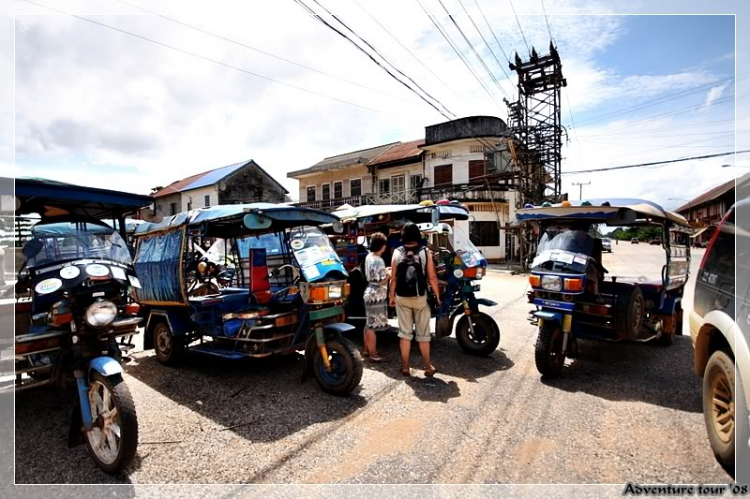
left=297, top=184, right=513, bottom=210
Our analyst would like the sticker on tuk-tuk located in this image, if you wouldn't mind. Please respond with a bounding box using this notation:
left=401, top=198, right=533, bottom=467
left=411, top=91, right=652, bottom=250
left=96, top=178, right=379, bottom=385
left=556, top=253, right=574, bottom=264
left=573, top=255, right=588, bottom=266
left=111, top=267, right=127, bottom=280
left=290, top=239, right=305, bottom=251
left=86, top=264, right=110, bottom=277
left=303, top=265, right=320, bottom=279
left=128, top=275, right=142, bottom=289
left=59, top=266, right=80, bottom=280
left=35, top=278, right=62, bottom=295
left=295, top=246, right=325, bottom=267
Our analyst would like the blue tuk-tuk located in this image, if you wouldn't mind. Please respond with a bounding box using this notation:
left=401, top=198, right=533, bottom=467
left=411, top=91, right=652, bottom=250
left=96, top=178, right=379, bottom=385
left=332, top=201, right=500, bottom=356
left=133, top=203, right=363, bottom=395
left=12, top=177, right=151, bottom=473
left=516, top=199, right=691, bottom=377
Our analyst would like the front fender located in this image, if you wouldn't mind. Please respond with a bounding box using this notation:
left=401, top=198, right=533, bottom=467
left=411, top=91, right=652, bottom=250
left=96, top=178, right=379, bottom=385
left=533, top=310, right=563, bottom=324
left=323, top=322, right=356, bottom=336
left=475, top=298, right=498, bottom=307
left=88, top=356, right=123, bottom=377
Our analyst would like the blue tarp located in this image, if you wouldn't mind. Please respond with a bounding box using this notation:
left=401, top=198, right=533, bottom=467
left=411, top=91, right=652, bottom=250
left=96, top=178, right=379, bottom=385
left=135, top=229, right=184, bottom=303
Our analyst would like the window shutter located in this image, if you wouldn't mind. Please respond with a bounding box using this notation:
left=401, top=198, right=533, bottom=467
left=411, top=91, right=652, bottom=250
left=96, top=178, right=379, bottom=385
left=434, top=164, right=453, bottom=187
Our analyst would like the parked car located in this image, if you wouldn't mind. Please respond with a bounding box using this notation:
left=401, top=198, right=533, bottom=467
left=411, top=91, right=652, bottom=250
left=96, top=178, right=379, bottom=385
left=631, top=238, right=639, bottom=244
left=649, top=238, right=662, bottom=246
left=602, top=237, right=612, bottom=253
left=690, top=198, right=749, bottom=479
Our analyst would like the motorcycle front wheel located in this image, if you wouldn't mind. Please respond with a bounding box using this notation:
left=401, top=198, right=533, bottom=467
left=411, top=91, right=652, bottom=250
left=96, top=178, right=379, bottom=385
left=85, top=373, right=138, bottom=474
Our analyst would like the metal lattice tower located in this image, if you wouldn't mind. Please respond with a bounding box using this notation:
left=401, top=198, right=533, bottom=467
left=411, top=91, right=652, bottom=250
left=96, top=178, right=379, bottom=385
left=507, top=42, right=567, bottom=205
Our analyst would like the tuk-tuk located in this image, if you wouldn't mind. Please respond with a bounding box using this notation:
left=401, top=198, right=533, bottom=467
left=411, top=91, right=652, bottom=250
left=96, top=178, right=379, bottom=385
left=12, top=177, right=151, bottom=473
left=516, top=198, right=691, bottom=377
left=132, top=203, right=363, bottom=395
left=332, top=201, right=501, bottom=357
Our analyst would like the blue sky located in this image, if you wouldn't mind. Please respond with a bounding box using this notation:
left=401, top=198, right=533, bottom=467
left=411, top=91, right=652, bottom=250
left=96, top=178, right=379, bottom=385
left=7, top=2, right=746, bottom=210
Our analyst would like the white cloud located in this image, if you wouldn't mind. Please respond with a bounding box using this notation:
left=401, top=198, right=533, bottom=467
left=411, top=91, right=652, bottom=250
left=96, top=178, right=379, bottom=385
left=704, top=83, right=728, bottom=106
left=11, top=0, right=738, bottom=209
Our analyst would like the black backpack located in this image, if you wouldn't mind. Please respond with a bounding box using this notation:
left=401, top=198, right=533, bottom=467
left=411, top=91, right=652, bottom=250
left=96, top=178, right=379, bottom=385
left=395, top=246, right=427, bottom=297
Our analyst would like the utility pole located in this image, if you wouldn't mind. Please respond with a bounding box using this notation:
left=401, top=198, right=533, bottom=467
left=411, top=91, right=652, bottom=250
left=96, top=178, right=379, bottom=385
left=572, top=181, right=590, bottom=200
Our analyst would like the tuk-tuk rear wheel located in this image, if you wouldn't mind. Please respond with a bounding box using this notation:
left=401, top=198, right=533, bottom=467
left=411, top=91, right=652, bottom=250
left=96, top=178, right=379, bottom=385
left=534, top=324, right=565, bottom=378
left=312, top=336, right=363, bottom=396
left=153, top=320, right=184, bottom=366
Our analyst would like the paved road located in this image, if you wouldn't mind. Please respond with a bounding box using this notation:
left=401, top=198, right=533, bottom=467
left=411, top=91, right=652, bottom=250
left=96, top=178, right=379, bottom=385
left=15, top=244, right=725, bottom=484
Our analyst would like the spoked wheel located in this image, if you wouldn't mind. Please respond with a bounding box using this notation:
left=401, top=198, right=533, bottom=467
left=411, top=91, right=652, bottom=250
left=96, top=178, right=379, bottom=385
left=703, top=350, right=736, bottom=474
left=84, top=373, right=138, bottom=474
left=456, top=312, right=501, bottom=356
left=312, top=337, right=363, bottom=396
left=535, top=323, right=565, bottom=378
left=153, top=321, right=184, bottom=366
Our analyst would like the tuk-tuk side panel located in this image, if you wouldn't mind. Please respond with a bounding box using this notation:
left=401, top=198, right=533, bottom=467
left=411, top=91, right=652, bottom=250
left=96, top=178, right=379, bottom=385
left=144, top=307, right=193, bottom=337
left=134, top=227, right=187, bottom=305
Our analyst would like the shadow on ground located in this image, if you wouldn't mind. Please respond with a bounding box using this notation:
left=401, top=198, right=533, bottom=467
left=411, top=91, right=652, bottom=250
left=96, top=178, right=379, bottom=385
left=541, top=335, right=702, bottom=413
left=348, top=330, right=514, bottom=402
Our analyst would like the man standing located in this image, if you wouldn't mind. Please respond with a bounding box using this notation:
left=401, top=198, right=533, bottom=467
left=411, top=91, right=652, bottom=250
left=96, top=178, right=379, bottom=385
left=390, top=222, right=441, bottom=377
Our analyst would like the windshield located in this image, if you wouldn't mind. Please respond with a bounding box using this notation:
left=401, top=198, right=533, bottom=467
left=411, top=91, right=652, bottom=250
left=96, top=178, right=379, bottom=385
left=453, top=225, right=487, bottom=268
left=532, top=228, right=592, bottom=272
left=26, top=220, right=132, bottom=268
left=288, top=226, right=344, bottom=281
left=237, top=233, right=285, bottom=257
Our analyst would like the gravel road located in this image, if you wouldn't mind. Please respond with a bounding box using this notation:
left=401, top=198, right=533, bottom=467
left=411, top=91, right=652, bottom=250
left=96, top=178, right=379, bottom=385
left=14, top=245, right=728, bottom=484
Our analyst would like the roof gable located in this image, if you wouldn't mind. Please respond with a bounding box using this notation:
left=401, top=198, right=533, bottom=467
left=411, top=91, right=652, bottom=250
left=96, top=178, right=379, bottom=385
left=154, top=159, right=288, bottom=198
left=677, top=172, right=750, bottom=212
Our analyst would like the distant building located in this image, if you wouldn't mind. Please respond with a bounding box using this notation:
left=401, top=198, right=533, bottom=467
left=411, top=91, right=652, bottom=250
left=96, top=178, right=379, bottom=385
left=287, top=116, right=520, bottom=261
left=676, top=172, right=750, bottom=244
left=152, top=159, right=288, bottom=216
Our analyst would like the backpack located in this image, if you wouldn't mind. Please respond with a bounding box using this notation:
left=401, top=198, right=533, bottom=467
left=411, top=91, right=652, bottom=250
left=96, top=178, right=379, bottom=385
left=395, top=245, right=427, bottom=297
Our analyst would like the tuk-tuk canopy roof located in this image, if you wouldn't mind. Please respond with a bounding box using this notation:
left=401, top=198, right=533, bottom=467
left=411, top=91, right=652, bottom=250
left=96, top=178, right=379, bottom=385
left=134, top=203, right=341, bottom=237
left=13, top=177, right=152, bottom=219
left=333, top=203, right=470, bottom=222
left=515, top=198, right=690, bottom=227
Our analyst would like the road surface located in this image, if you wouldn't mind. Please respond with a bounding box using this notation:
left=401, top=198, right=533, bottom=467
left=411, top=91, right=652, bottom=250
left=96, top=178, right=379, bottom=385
left=15, top=244, right=725, bottom=484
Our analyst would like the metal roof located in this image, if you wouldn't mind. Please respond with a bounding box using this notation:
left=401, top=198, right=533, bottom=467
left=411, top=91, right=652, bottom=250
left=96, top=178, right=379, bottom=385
left=13, top=177, right=152, bottom=219
left=368, top=139, right=424, bottom=167
left=287, top=142, right=399, bottom=178
left=676, top=172, right=750, bottom=212
left=153, top=160, right=288, bottom=198
left=516, top=198, right=689, bottom=227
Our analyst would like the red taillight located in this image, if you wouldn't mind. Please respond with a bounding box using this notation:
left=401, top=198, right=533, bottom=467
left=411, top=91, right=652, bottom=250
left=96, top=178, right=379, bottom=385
left=125, top=303, right=140, bottom=315
left=700, top=209, right=733, bottom=269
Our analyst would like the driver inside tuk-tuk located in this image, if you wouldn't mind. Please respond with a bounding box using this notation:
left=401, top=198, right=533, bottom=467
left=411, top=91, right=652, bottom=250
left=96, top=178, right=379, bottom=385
left=547, top=222, right=607, bottom=301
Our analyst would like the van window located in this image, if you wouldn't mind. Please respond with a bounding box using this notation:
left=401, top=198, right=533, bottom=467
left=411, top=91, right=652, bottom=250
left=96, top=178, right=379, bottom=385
left=703, top=209, right=735, bottom=280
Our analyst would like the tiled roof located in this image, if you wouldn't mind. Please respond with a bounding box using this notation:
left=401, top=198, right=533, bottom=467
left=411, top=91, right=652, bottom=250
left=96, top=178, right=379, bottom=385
left=368, top=139, right=424, bottom=166
left=154, top=160, right=287, bottom=198
left=287, top=142, right=399, bottom=178
left=676, top=172, right=750, bottom=212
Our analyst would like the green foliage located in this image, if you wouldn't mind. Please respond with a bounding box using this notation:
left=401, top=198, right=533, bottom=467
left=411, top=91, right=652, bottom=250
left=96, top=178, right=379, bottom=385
left=609, top=226, right=662, bottom=241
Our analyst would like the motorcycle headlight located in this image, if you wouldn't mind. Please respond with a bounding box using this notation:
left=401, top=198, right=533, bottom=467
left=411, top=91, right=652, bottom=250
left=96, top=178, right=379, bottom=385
left=541, top=275, right=562, bottom=292
left=85, top=299, right=117, bottom=328
left=328, top=283, right=343, bottom=300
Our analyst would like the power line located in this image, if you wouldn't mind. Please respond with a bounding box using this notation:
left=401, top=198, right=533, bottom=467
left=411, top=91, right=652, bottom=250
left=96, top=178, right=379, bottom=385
left=579, top=117, right=744, bottom=138
left=564, top=150, right=750, bottom=176
left=576, top=76, right=738, bottom=128
left=20, top=0, right=405, bottom=118
left=111, top=0, right=418, bottom=105
left=581, top=92, right=739, bottom=138
left=414, top=0, right=505, bottom=112
left=294, top=0, right=455, bottom=119
left=540, top=0, right=553, bottom=42
left=473, top=0, right=511, bottom=64
left=296, top=0, right=499, bottom=152
left=455, top=0, right=515, bottom=89
left=349, top=0, right=460, bottom=98
left=436, top=0, right=510, bottom=101
left=508, top=0, right=530, bottom=54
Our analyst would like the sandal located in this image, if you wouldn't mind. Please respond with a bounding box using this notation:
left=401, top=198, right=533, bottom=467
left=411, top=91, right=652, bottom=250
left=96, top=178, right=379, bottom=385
left=424, top=365, right=438, bottom=377
left=368, top=356, right=386, bottom=363
left=401, top=367, right=411, bottom=376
